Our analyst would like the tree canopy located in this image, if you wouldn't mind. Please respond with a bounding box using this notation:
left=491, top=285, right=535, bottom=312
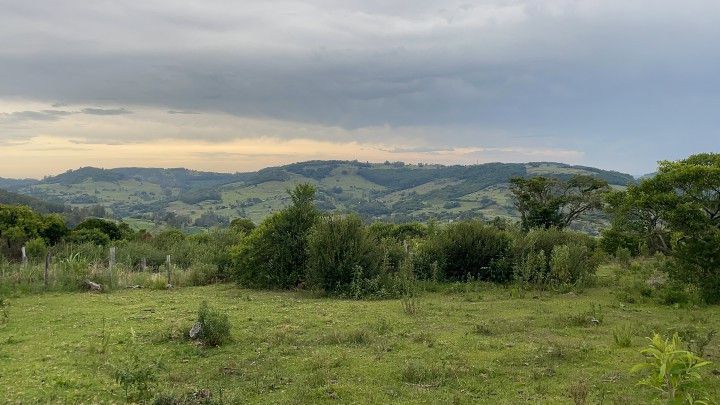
left=510, top=175, right=610, bottom=230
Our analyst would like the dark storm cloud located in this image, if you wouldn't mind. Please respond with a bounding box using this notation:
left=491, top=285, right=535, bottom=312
left=1, top=0, right=719, bottom=173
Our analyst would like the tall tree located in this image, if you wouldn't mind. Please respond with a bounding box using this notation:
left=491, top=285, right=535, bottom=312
left=510, top=175, right=610, bottom=230
left=603, top=177, right=675, bottom=254
left=657, top=153, right=720, bottom=303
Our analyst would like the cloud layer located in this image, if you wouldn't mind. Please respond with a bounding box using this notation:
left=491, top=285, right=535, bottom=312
left=1, top=0, right=719, bottom=176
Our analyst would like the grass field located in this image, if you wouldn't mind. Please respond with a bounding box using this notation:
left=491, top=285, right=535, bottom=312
left=1, top=269, right=718, bottom=403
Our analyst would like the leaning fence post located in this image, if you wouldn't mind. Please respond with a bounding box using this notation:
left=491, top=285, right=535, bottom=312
left=109, top=246, right=116, bottom=289
left=166, top=255, right=171, bottom=286
left=44, top=252, right=51, bottom=289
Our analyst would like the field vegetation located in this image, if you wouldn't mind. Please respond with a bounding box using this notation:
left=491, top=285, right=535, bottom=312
left=0, top=153, right=718, bottom=403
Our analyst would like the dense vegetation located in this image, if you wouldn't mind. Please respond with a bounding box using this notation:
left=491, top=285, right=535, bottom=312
left=0, top=153, right=718, bottom=403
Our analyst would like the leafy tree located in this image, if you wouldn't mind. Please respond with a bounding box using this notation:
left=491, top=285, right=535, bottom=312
left=229, top=218, right=255, bottom=234
left=657, top=153, right=720, bottom=303
left=605, top=153, right=720, bottom=302
left=0, top=205, right=69, bottom=257
left=66, top=228, right=112, bottom=246
left=231, top=183, right=318, bottom=289
left=74, top=218, right=132, bottom=241
left=193, top=211, right=228, bottom=227
left=510, top=175, right=610, bottom=230
left=602, top=177, right=674, bottom=255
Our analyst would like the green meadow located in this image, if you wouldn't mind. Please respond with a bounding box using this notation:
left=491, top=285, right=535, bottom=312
left=1, top=265, right=718, bottom=404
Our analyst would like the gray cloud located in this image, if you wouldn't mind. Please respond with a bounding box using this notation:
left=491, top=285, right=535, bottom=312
left=168, top=110, right=201, bottom=115
left=0, top=109, right=74, bottom=121
left=80, top=108, right=132, bottom=115
left=1, top=1, right=719, bottom=173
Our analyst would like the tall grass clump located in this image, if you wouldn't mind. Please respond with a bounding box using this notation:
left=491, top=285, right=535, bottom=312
left=194, top=301, right=231, bottom=347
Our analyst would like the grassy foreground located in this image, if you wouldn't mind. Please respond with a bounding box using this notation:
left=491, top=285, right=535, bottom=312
left=1, top=275, right=719, bottom=403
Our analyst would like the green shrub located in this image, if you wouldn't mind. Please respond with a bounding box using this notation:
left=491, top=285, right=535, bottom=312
left=513, top=228, right=599, bottom=287
left=305, top=214, right=384, bottom=295
left=231, top=184, right=317, bottom=289
left=658, top=281, right=693, bottom=306
left=670, top=326, right=717, bottom=357
left=196, top=301, right=231, bottom=347
left=549, top=244, right=599, bottom=286
left=66, top=228, right=111, bottom=246
left=24, top=238, right=47, bottom=263
left=615, top=247, right=632, bottom=267
left=416, top=221, right=513, bottom=282
left=182, top=263, right=219, bottom=286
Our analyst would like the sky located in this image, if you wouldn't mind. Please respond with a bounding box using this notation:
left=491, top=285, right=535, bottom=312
left=1, top=0, right=718, bottom=179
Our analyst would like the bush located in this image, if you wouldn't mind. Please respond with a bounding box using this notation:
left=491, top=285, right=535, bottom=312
left=66, top=228, right=111, bottom=246
left=182, top=263, right=220, bottom=286
left=513, top=228, right=600, bottom=287
left=231, top=184, right=317, bottom=289
left=305, top=215, right=384, bottom=295
left=195, top=301, right=231, bottom=347
left=615, top=247, right=632, bottom=267
left=24, top=237, right=47, bottom=262
left=414, top=221, right=513, bottom=282
left=549, top=244, right=598, bottom=286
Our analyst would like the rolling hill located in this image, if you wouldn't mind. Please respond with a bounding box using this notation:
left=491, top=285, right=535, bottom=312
left=1, top=161, right=634, bottom=232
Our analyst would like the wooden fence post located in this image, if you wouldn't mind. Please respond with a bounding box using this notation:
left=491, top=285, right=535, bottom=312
left=44, top=252, right=51, bottom=289
left=21, top=246, right=28, bottom=267
left=109, top=246, right=116, bottom=289
left=141, top=257, right=147, bottom=272
left=166, top=255, right=171, bottom=286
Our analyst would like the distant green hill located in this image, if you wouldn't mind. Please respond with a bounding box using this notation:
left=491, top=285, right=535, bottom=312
left=6, top=161, right=635, bottom=232
left=0, top=188, right=67, bottom=214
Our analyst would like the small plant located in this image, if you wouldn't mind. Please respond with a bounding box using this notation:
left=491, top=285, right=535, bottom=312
left=472, top=322, right=493, bottom=336
left=112, top=352, right=163, bottom=402
left=566, top=303, right=604, bottom=327
left=568, top=378, right=590, bottom=405
left=194, top=301, right=231, bottom=347
left=615, top=247, right=632, bottom=268
left=0, top=296, right=8, bottom=325
left=400, top=257, right=419, bottom=315
left=631, top=333, right=711, bottom=402
left=322, top=328, right=373, bottom=345
left=674, top=326, right=717, bottom=357
left=401, top=361, right=441, bottom=385
left=89, top=317, right=111, bottom=355
left=613, top=325, right=634, bottom=348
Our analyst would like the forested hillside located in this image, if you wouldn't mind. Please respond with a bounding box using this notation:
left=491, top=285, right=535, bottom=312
left=1, top=161, right=634, bottom=231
